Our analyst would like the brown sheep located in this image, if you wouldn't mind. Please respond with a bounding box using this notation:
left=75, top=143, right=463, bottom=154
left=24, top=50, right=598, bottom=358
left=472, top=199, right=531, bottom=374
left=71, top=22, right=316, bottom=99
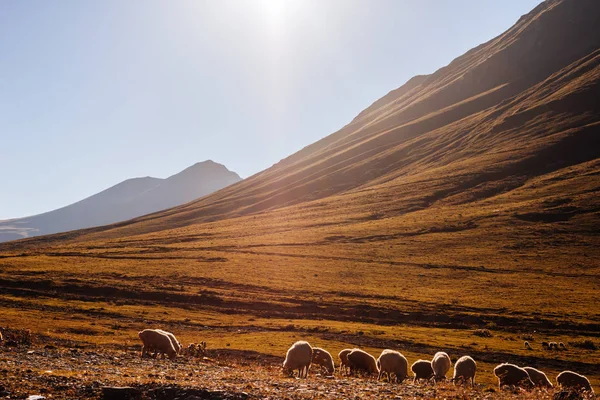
left=376, top=349, right=408, bottom=383
left=556, top=371, right=594, bottom=394
left=452, top=356, right=476, bottom=386
left=523, top=367, right=553, bottom=388
left=347, top=349, right=379, bottom=377
left=312, top=347, right=335, bottom=375
left=493, top=363, right=534, bottom=390
left=411, top=359, right=434, bottom=383
left=338, top=348, right=354, bottom=375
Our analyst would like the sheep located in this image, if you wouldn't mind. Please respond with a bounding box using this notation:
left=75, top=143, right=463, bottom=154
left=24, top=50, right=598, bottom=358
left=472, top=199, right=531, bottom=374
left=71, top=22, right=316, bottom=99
left=411, top=359, right=434, bottom=383
left=493, top=363, right=534, bottom=390
left=549, top=341, right=558, bottom=350
left=0, top=331, right=3, bottom=343
left=452, top=356, right=476, bottom=386
left=155, top=329, right=182, bottom=354
left=541, top=341, right=550, bottom=349
left=524, top=341, right=532, bottom=350
left=283, top=341, right=312, bottom=378
left=559, top=342, right=567, bottom=351
left=556, top=371, right=594, bottom=394
left=312, top=347, right=335, bottom=375
left=138, top=329, right=176, bottom=360
left=376, top=349, right=408, bottom=383
left=523, top=367, right=553, bottom=388
left=347, top=348, right=379, bottom=377
left=338, top=348, right=354, bottom=375
left=431, top=352, right=452, bottom=382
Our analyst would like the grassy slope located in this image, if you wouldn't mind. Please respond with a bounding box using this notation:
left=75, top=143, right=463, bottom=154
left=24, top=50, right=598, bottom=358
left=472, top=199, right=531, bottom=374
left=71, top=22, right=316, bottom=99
left=1, top=0, right=599, bottom=395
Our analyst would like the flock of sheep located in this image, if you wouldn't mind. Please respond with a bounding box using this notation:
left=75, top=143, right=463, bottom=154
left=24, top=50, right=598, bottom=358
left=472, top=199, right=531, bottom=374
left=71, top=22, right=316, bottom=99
left=137, top=330, right=595, bottom=395
left=282, top=340, right=595, bottom=395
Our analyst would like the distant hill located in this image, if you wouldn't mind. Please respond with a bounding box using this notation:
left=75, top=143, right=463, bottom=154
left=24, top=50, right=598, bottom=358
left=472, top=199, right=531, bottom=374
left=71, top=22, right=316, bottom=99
left=0, top=160, right=241, bottom=242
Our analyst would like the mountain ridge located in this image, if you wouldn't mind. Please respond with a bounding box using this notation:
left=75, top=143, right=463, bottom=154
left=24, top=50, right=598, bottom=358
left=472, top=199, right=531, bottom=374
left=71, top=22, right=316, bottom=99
left=0, top=160, right=241, bottom=242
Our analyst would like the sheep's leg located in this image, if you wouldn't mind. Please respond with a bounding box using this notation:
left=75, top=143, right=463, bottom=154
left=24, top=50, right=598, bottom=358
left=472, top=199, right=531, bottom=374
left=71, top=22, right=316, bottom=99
left=141, top=345, right=147, bottom=358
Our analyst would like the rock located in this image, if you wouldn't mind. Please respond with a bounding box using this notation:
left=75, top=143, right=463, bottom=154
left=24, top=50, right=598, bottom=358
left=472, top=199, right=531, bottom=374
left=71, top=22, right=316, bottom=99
left=101, top=386, right=142, bottom=400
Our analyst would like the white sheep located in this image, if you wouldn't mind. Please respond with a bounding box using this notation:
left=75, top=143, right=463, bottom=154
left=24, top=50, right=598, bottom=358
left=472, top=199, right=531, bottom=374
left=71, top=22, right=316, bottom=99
left=312, top=347, right=335, bottom=375
left=411, top=359, right=434, bottom=383
left=556, top=371, right=594, bottom=394
left=338, top=348, right=353, bottom=375
left=558, top=342, right=567, bottom=350
left=376, top=349, right=408, bottom=383
left=524, top=341, right=532, bottom=350
left=283, top=341, right=312, bottom=378
left=138, top=329, right=177, bottom=359
left=493, top=363, right=534, bottom=389
left=347, top=348, right=379, bottom=377
left=431, top=352, right=452, bottom=382
left=452, top=355, right=476, bottom=386
left=523, top=367, right=553, bottom=388
left=549, top=341, right=558, bottom=350
left=155, top=329, right=182, bottom=354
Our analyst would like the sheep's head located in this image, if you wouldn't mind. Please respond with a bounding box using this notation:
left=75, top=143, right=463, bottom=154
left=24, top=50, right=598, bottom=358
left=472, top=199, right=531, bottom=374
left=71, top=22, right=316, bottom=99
left=521, top=377, right=535, bottom=390
left=282, top=363, right=294, bottom=377
left=324, top=359, right=335, bottom=375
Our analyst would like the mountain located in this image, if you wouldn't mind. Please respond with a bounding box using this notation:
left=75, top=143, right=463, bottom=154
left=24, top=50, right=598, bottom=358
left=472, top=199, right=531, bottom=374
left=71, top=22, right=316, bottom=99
left=0, top=160, right=241, bottom=242
left=1, top=0, right=599, bottom=318
left=19, top=0, right=596, bottom=242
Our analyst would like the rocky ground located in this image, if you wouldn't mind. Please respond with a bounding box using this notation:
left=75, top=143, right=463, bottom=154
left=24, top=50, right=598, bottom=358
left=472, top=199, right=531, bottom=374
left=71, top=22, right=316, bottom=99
left=1, top=336, right=594, bottom=400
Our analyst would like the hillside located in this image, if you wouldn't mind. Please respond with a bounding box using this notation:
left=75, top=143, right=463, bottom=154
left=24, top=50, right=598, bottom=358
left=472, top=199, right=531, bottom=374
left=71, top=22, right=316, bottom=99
left=0, top=0, right=599, bottom=398
left=0, top=160, right=241, bottom=242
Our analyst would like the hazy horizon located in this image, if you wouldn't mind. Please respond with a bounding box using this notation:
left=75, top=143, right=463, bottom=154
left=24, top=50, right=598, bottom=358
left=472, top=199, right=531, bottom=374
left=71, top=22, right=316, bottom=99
left=1, top=0, right=541, bottom=219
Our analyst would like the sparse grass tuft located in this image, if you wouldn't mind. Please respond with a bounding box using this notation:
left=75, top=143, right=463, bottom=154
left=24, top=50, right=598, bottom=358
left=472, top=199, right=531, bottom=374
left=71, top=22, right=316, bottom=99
left=474, top=329, right=493, bottom=338
left=569, top=339, right=597, bottom=350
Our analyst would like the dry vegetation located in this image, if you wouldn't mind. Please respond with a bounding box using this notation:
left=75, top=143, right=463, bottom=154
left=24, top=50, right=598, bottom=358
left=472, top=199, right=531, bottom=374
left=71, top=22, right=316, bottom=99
left=1, top=0, right=600, bottom=398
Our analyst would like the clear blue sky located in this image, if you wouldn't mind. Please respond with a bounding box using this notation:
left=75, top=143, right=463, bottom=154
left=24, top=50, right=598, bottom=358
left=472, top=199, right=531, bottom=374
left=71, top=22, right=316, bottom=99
left=0, top=0, right=541, bottom=219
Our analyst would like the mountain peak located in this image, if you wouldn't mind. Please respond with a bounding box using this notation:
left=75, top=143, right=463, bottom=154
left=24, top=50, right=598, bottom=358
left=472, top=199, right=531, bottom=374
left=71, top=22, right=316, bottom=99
left=169, top=160, right=240, bottom=181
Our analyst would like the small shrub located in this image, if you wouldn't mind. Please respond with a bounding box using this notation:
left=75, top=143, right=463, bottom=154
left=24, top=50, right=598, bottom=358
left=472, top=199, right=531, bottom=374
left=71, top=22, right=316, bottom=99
left=474, top=329, right=493, bottom=338
left=2, top=328, right=33, bottom=347
left=569, top=339, right=597, bottom=350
